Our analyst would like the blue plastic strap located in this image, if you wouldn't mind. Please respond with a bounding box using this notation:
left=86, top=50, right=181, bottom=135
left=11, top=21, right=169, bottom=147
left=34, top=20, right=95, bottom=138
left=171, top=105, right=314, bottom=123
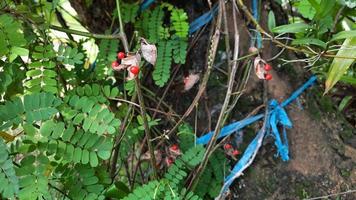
left=139, top=0, right=155, bottom=12
left=218, top=76, right=317, bottom=195
left=196, top=114, right=264, bottom=145
left=281, top=76, right=317, bottom=107
left=221, top=129, right=265, bottom=193
left=217, top=76, right=317, bottom=195
left=189, top=4, right=219, bottom=35
left=196, top=76, right=316, bottom=146
left=251, top=0, right=262, bottom=48
left=268, top=99, right=292, bottom=161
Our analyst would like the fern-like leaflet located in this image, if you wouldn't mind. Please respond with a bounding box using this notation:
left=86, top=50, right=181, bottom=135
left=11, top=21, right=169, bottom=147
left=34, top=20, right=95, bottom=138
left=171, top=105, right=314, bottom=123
left=95, top=39, right=119, bottom=79
left=25, top=45, right=58, bottom=94
left=0, top=14, right=28, bottom=61
left=170, top=9, right=189, bottom=38
left=153, top=40, right=173, bottom=87
left=0, top=139, right=19, bottom=199
left=122, top=145, right=205, bottom=200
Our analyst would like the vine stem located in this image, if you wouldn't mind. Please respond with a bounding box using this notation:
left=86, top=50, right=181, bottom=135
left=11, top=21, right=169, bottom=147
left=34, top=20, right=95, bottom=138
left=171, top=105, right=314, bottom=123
left=115, top=0, right=129, bottom=52
left=186, top=0, right=224, bottom=191
left=135, top=77, right=158, bottom=179
left=49, top=25, right=124, bottom=40
left=110, top=0, right=133, bottom=179
left=114, top=1, right=157, bottom=178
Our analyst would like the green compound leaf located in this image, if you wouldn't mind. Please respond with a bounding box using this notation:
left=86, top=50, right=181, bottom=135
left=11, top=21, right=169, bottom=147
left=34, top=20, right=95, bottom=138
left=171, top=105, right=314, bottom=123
left=0, top=139, right=19, bottom=199
left=153, top=40, right=173, bottom=87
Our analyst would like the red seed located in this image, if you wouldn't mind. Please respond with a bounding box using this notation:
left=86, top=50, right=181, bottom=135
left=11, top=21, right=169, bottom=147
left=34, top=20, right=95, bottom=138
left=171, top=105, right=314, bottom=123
left=130, top=66, right=140, bottom=75
left=232, top=150, right=240, bottom=156
left=117, top=52, right=125, bottom=59
left=264, top=64, right=272, bottom=71
left=224, top=144, right=232, bottom=150
left=265, top=73, right=272, bottom=81
left=170, top=144, right=179, bottom=151
left=166, top=157, right=174, bottom=165
left=111, top=61, right=119, bottom=68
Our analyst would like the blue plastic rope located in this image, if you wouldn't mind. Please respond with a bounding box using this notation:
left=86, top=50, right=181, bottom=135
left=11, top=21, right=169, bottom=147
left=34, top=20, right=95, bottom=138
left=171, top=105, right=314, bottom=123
left=189, top=4, right=219, bottom=35
left=251, top=0, right=262, bottom=48
left=196, top=76, right=317, bottom=146
left=196, top=114, right=264, bottom=145
left=139, top=0, right=155, bottom=12
left=139, top=1, right=219, bottom=35
left=197, top=76, right=317, bottom=196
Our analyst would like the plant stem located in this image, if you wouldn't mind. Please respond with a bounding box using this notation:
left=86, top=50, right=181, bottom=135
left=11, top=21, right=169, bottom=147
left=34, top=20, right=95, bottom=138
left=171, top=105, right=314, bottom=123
left=186, top=0, right=224, bottom=191
left=49, top=25, right=124, bottom=40
left=135, top=77, right=158, bottom=179
left=115, top=0, right=129, bottom=52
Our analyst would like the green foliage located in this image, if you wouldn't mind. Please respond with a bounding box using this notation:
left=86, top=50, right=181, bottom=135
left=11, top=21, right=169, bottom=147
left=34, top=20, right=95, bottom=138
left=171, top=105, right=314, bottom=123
left=194, top=150, right=228, bottom=198
left=325, top=37, right=356, bottom=93
left=57, top=44, right=85, bottom=65
left=296, top=0, right=319, bottom=20
left=272, top=22, right=311, bottom=34
left=172, top=38, right=188, bottom=64
left=177, top=124, right=227, bottom=199
left=0, top=92, right=61, bottom=130
left=148, top=7, right=165, bottom=43
left=170, top=9, right=189, bottom=38
left=95, top=39, right=119, bottom=79
left=271, top=0, right=356, bottom=92
left=267, top=11, right=276, bottom=32
left=154, top=40, right=174, bottom=87
left=0, top=139, right=19, bottom=199
left=59, top=164, right=107, bottom=199
left=0, top=61, right=25, bottom=96
left=40, top=120, right=113, bottom=166
left=122, top=145, right=205, bottom=200
left=0, top=14, right=28, bottom=61
left=120, top=3, right=139, bottom=24
left=135, top=3, right=189, bottom=87
left=25, top=45, right=58, bottom=94
left=16, top=154, right=52, bottom=200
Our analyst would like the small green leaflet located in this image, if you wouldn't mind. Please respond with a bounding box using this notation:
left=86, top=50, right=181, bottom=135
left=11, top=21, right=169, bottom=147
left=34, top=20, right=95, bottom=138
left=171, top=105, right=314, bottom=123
left=267, top=11, right=276, bottom=32
left=338, top=95, right=352, bottom=111
left=291, top=38, right=326, bottom=49
left=325, top=37, right=356, bottom=93
left=331, top=30, right=356, bottom=41
left=272, top=23, right=310, bottom=34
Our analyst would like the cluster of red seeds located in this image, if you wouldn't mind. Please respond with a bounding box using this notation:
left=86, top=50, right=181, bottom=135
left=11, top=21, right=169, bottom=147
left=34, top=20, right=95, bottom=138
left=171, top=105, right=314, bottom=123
left=224, top=143, right=241, bottom=157
left=264, top=64, right=272, bottom=81
left=111, top=52, right=140, bottom=75
left=166, top=144, right=180, bottom=165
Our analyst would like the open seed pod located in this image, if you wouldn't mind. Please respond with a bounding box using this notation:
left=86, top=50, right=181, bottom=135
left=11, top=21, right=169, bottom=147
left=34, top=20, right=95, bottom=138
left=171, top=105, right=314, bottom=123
left=254, top=56, right=268, bottom=80
left=140, top=38, right=157, bottom=65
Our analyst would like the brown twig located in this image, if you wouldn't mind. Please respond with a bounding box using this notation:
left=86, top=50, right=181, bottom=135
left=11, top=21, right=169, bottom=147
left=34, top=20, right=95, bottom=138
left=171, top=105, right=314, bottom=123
left=186, top=0, right=225, bottom=191
left=161, top=8, right=225, bottom=145
left=134, top=77, right=158, bottom=179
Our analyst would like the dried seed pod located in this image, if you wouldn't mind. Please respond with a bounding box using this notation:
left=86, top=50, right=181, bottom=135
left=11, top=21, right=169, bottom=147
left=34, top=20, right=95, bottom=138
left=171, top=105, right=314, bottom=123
left=183, top=73, right=200, bottom=91
left=140, top=38, right=157, bottom=65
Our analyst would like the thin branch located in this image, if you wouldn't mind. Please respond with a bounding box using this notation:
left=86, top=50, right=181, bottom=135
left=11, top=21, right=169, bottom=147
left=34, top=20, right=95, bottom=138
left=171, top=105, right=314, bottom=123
left=48, top=183, right=72, bottom=200
left=187, top=0, right=226, bottom=191
left=161, top=6, right=222, bottom=146
left=305, top=189, right=356, bottom=200
left=135, top=77, right=158, bottom=179
left=49, top=25, right=124, bottom=40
